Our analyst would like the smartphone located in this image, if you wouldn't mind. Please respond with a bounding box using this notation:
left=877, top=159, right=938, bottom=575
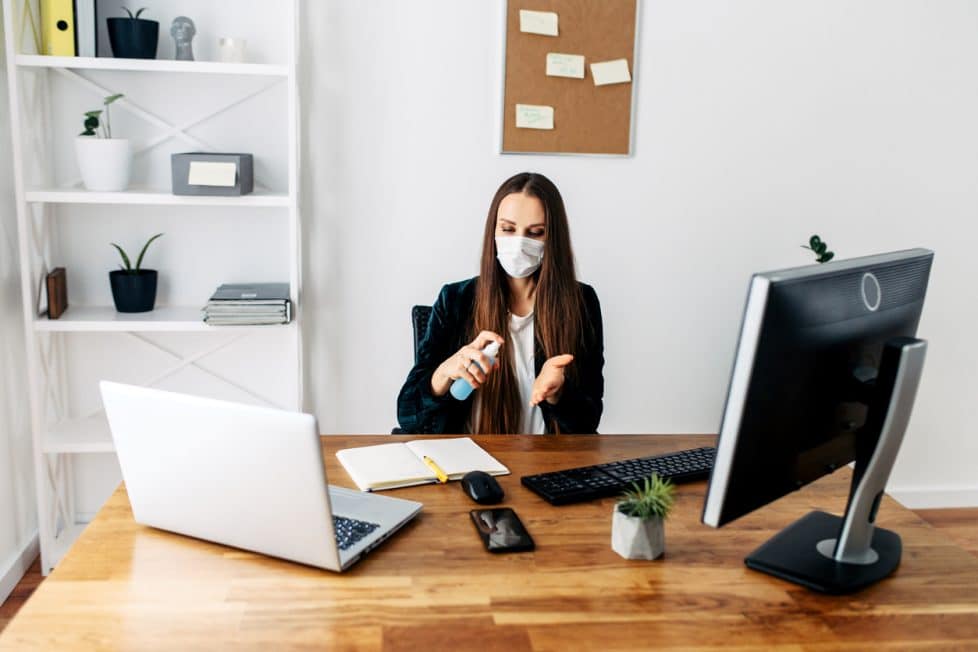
left=469, top=507, right=535, bottom=553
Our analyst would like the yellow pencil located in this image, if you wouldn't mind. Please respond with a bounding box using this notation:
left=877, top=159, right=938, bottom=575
left=422, top=456, right=449, bottom=484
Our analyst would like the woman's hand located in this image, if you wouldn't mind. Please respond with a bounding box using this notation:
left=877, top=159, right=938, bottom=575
left=431, top=331, right=505, bottom=397
left=530, top=354, right=574, bottom=406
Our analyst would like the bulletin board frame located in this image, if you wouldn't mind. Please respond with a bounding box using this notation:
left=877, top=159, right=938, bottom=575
left=499, top=0, right=640, bottom=156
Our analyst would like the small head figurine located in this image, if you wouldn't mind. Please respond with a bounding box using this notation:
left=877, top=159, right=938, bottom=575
left=170, top=16, right=196, bottom=61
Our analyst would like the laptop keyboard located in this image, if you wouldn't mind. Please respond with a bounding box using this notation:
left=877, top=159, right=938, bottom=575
left=333, top=515, right=380, bottom=551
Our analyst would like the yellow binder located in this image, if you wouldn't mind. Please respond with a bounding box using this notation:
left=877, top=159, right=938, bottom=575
left=41, top=0, right=76, bottom=56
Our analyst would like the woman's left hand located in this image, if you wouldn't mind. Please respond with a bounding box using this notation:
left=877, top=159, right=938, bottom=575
left=530, top=354, right=574, bottom=406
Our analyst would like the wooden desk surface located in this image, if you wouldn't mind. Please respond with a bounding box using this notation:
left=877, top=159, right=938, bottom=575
left=2, top=435, right=977, bottom=651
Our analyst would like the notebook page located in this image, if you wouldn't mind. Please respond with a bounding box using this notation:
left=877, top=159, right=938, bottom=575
left=406, top=438, right=510, bottom=479
left=336, top=443, right=434, bottom=491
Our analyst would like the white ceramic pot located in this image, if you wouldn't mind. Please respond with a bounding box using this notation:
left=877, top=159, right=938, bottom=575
left=611, top=506, right=665, bottom=560
left=74, top=137, right=132, bottom=191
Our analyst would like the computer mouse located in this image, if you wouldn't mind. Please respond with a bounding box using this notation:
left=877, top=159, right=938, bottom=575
left=460, top=471, right=505, bottom=505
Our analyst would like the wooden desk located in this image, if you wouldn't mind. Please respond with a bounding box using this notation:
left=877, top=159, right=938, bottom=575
left=2, top=435, right=977, bottom=650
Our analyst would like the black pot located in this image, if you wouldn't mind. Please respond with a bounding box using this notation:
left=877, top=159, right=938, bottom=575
left=107, top=18, right=159, bottom=59
left=110, top=270, right=158, bottom=313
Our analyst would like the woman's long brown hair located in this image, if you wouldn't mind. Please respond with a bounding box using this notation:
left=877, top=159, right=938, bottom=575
left=470, top=172, right=585, bottom=434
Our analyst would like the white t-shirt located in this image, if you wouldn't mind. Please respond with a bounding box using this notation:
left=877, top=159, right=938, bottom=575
left=509, top=311, right=546, bottom=435
left=469, top=311, right=546, bottom=435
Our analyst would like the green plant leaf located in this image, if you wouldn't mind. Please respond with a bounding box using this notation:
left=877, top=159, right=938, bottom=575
left=818, top=251, right=835, bottom=263
left=134, top=233, right=164, bottom=271
left=104, top=93, right=124, bottom=106
left=122, top=6, right=134, bottom=19
left=84, top=110, right=102, bottom=118
left=809, top=235, right=822, bottom=249
left=135, top=7, right=147, bottom=19
left=617, top=473, right=676, bottom=520
left=110, top=242, right=132, bottom=272
left=815, top=242, right=827, bottom=255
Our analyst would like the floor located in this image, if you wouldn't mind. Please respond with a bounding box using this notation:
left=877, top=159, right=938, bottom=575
left=0, top=508, right=974, bottom=635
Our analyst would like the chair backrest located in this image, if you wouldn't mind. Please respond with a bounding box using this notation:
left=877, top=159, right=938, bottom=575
left=411, top=305, right=432, bottom=365
left=393, top=305, right=434, bottom=434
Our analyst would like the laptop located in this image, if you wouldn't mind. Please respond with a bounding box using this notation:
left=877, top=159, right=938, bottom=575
left=99, top=381, right=422, bottom=571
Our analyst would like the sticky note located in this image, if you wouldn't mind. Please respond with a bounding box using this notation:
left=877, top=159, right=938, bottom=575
left=188, top=161, right=237, bottom=187
left=515, top=104, right=554, bottom=130
left=590, top=59, right=632, bottom=86
left=546, top=53, right=585, bottom=79
left=519, top=10, right=558, bottom=36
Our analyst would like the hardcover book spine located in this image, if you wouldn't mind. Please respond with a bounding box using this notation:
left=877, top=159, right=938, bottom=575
left=46, top=268, right=68, bottom=319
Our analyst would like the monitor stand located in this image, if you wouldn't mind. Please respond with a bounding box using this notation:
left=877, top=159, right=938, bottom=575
left=745, top=337, right=927, bottom=594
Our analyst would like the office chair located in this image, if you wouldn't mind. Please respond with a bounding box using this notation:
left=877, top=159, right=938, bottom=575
left=410, top=305, right=432, bottom=365
left=392, top=305, right=432, bottom=434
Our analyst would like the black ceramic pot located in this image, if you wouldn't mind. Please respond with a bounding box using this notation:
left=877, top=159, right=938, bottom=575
left=107, top=18, right=159, bottom=59
left=110, top=270, right=158, bottom=313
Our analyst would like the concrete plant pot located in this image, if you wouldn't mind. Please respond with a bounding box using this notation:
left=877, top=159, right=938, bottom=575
left=611, top=506, right=665, bottom=560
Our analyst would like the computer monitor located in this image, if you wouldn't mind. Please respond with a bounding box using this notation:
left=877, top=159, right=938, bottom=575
left=702, top=248, right=933, bottom=594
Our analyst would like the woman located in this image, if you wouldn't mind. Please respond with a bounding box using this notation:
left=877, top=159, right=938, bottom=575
left=397, top=172, right=603, bottom=434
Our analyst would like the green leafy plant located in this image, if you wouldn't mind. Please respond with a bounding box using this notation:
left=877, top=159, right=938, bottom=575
left=111, top=233, right=163, bottom=274
left=617, top=474, right=675, bottom=521
left=802, top=234, right=834, bottom=263
left=121, top=6, right=148, bottom=19
left=80, top=94, right=124, bottom=138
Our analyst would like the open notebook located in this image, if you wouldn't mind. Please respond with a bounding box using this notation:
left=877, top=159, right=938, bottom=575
left=336, top=437, right=510, bottom=491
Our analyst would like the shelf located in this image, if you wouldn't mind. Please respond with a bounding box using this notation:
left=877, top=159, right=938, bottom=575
left=34, top=305, right=296, bottom=332
left=17, top=55, right=289, bottom=77
left=50, top=522, right=89, bottom=571
left=45, top=415, right=114, bottom=453
left=25, top=187, right=291, bottom=207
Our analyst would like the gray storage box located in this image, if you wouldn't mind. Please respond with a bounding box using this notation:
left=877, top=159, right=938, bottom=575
left=171, top=152, right=254, bottom=196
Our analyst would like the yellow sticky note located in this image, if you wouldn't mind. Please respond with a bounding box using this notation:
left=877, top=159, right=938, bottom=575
left=515, top=104, right=554, bottom=130
left=519, top=10, right=558, bottom=37
left=590, top=59, right=632, bottom=86
left=188, top=161, right=237, bottom=187
left=546, top=53, right=585, bottom=79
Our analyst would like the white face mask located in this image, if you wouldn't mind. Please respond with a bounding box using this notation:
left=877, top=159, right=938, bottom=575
left=495, top=235, right=545, bottom=278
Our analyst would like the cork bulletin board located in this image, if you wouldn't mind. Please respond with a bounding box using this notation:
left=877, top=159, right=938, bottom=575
left=502, top=0, right=639, bottom=155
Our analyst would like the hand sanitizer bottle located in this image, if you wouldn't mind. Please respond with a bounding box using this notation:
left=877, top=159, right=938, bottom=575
left=450, top=341, right=501, bottom=401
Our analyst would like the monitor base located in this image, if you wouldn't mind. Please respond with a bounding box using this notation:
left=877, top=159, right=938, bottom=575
left=745, top=510, right=901, bottom=594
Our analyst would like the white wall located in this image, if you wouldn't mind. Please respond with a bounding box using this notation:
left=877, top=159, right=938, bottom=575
left=301, top=1, right=978, bottom=506
left=0, top=12, right=38, bottom=603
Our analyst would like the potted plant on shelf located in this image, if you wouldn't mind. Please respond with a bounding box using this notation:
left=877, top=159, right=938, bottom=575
left=802, top=234, right=835, bottom=263
left=109, top=233, right=163, bottom=313
left=75, top=93, right=131, bottom=192
left=611, top=474, right=675, bottom=560
left=107, top=7, right=159, bottom=59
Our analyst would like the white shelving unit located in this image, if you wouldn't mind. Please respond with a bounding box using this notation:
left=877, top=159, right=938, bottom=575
left=16, top=54, right=290, bottom=76
left=24, top=186, right=291, bottom=206
left=2, top=0, right=302, bottom=573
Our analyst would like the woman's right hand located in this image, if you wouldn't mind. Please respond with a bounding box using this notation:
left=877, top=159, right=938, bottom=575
left=431, top=331, right=505, bottom=397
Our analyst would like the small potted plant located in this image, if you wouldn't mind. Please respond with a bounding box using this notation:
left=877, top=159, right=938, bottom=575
left=75, top=93, right=131, bottom=192
left=109, top=233, right=163, bottom=313
left=802, top=234, right=835, bottom=263
left=107, top=7, right=159, bottom=59
left=611, top=474, right=675, bottom=560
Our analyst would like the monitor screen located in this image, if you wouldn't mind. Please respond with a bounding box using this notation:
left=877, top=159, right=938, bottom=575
left=702, top=249, right=933, bottom=528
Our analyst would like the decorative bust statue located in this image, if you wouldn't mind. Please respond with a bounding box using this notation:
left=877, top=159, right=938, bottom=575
left=170, top=16, right=196, bottom=61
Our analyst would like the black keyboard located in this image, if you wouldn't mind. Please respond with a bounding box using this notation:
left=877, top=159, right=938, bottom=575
left=521, top=446, right=716, bottom=506
left=333, top=515, right=380, bottom=550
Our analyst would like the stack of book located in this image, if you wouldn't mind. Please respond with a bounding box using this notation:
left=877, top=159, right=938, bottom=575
left=203, top=283, right=291, bottom=326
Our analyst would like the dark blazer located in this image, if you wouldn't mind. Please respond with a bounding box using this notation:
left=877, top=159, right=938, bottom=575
left=396, top=277, right=604, bottom=434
